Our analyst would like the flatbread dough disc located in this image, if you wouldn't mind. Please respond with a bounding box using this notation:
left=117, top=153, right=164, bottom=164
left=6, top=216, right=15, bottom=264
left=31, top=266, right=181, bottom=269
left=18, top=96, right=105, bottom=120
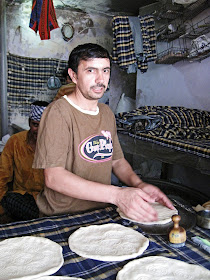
left=0, top=236, right=64, bottom=280
left=117, top=202, right=178, bottom=225
left=116, top=256, right=210, bottom=280
left=68, top=223, right=149, bottom=261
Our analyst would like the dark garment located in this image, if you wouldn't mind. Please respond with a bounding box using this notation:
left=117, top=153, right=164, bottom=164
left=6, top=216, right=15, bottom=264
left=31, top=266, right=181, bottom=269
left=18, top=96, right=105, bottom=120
left=1, top=192, right=39, bottom=221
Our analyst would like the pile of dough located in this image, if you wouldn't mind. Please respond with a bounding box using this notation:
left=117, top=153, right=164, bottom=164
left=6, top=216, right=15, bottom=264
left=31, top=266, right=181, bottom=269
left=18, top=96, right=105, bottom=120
left=0, top=236, right=64, bottom=280
left=193, top=201, right=210, bottom=212
left=117, top=202, right=178, bottom=225
left=117, top=256, right=210, bottom=280
left=68, top=223, right=149, bottom=261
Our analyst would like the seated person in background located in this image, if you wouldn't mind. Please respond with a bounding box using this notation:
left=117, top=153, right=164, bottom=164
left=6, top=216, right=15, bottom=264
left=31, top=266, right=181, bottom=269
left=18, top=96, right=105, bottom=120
left=53, top=67, right=76, bottom=101
left=33, top=43, right=174, bottom=221
left=0, top=101, right=48, bottom=222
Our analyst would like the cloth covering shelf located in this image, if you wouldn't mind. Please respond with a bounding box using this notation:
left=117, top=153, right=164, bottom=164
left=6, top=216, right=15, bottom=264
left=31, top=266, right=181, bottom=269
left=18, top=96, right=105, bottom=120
left=116, top=106, right=210, bottom=175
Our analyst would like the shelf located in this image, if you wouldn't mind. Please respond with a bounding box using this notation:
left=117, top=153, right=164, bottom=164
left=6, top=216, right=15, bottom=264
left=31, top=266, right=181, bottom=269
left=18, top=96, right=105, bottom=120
left=183, top=15, right=210, bottom=39
left=156, top=47, right=188, bottom=64
left=158, top=9, right=184, bottom=20
left=187, top=42, right=210, bottom=61
left=183, top=0, right=209, bottom=21
left=157, top=26, right=185, bottom=42
left=156, top=0, right=209, bottom=42
left=156, top=3, right=184, bottom=20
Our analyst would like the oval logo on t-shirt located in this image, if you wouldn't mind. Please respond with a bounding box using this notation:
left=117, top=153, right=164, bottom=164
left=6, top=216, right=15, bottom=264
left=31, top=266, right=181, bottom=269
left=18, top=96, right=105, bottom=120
left=79, top=131, right=113, bottom=163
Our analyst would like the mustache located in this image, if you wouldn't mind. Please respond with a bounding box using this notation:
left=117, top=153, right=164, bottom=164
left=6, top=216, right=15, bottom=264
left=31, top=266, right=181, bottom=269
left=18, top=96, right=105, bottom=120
left=91, top=83, right=106, bottom=89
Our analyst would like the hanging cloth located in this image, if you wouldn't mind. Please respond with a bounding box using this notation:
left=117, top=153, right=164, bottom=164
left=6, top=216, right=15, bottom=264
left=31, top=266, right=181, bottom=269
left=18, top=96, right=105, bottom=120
left=138, top=15, right=157, bottom=73
left=128, top=16, right=144, bottom=73
left=112, top=15, right=157, bottom=73
left=112, top=16, right=137, bottom=71
left=29, top=0, right=59, bottom=40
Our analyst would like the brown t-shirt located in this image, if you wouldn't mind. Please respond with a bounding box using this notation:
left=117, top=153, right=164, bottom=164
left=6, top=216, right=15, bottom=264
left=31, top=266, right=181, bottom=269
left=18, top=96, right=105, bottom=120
left=33, top=96, right=124, bottom=215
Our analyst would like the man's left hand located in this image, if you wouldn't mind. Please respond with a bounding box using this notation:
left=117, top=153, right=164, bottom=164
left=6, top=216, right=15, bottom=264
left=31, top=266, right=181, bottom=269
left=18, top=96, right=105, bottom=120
left=136, top=182, right=175, bottom=210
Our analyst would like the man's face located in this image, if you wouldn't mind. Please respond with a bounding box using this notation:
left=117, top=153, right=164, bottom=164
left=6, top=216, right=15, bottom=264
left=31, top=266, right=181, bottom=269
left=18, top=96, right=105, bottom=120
left=29, top=119, right=40, bottom=141
left=70, top=58, right=111, bottom=100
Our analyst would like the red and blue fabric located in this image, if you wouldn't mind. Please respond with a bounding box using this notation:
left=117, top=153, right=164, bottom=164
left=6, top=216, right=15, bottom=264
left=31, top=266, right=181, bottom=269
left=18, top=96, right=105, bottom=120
left=29, top=0, right=59, bottom=40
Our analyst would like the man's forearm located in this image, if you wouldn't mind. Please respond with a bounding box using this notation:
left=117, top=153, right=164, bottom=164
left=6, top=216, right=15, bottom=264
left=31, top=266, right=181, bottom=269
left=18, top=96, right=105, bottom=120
left=112, top=158, right=143, bottom=188
left=44, top=167, right=120, bottom=205
left=44, top=166, right=169, bottom=222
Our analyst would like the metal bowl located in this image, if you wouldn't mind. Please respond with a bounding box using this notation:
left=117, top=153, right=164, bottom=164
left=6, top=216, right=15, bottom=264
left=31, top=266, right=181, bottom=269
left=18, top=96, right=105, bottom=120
left=196, top=209, right=210, bottom=229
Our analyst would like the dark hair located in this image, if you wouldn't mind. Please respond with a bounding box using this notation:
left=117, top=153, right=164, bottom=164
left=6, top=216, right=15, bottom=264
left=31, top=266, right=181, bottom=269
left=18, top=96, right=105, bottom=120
left=68, top=43, right=111, bottom=73
left=31, top=101, right=49, bottom=107
left=62, top=67, right=69, bottom=79
left=62, top=67, right=72, bottom=82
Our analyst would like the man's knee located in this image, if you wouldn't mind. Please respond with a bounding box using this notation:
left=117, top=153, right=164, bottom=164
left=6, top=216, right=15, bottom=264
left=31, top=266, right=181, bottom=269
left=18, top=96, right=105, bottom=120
left=1, top=192, right=39, bottom=221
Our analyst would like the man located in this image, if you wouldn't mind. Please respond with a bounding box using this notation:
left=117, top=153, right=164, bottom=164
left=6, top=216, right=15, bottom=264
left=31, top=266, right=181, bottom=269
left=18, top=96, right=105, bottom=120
left=0, top=101, right=48, bottom=222
left=33, top=43, right=174, bottom=221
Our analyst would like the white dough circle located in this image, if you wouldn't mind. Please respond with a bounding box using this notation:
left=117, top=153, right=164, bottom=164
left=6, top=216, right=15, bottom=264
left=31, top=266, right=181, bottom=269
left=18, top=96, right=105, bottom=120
left=68, top=223, right=149, bottom=261
left=116, top=256, right=210, bottom=280
left=0, top=236, right=64, bottom=280
left=117, top=202, right=178, bottom=225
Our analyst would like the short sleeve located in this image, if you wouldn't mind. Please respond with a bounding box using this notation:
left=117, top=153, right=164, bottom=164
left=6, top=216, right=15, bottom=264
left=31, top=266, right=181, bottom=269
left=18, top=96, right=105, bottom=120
left=33, top=102, right=72, bottom=169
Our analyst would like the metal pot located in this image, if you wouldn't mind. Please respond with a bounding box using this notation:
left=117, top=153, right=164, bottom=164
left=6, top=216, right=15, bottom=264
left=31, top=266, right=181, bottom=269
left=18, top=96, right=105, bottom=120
left=196, top=210, right=210, bottom=229
left=47, top=75, right=61, bottom=90
left=47, top=62, right=62, bottom=90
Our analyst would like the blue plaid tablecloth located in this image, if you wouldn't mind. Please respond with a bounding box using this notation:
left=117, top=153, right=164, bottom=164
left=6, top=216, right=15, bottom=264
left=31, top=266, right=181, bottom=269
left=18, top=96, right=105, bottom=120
left=0, top=206, right=209, bottom=279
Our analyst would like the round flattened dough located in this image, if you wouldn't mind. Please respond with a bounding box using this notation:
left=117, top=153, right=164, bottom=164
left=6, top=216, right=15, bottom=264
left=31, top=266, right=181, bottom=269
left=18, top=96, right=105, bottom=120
left=68, top=223, right=149, bottom=261
left=117, top=202, right=178, bottom=225
left=116, top=256, right=210, bottom=280
left=0, top=236, right=64, bottom=280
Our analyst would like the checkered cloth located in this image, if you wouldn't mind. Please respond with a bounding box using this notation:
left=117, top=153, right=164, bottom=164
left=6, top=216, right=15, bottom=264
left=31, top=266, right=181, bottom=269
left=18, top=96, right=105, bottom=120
left=0, top=206, right=209, bottom=279
left=29, top=104, right=47, bottom=121
left=138, top=15, right=157, bottom=72
left=116, top=106, right=210, bottom=159
left=7, top=53, right=68, bottom=124
left=112, top=16, right=157, bottom=73
left=1, top=192, right=39, bottom=221
left=112, top=16, right=137, bottom=71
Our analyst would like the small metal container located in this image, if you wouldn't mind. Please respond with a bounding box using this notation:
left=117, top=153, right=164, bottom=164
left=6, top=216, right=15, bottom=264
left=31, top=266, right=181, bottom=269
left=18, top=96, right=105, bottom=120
left=196, top=210, right=210, bottom=229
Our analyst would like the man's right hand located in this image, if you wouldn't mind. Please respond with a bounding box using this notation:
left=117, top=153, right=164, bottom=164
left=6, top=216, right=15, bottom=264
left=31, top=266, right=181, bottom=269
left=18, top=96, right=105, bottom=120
left=114, top=187, right=158, bottom=222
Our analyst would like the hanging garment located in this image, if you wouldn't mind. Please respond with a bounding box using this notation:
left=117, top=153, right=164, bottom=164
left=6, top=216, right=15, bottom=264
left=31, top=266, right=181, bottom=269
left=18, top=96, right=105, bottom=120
left=112, top=16, right=137, bottom=72
left=128, top=16, right=144, bottom=73
left=128, top=16, right=144, bottom=55
left=112, top=15, right=157, bottom=73
left=29, top=0, right=59, bottom=40
left=138, top=15, right=157, bottom=73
